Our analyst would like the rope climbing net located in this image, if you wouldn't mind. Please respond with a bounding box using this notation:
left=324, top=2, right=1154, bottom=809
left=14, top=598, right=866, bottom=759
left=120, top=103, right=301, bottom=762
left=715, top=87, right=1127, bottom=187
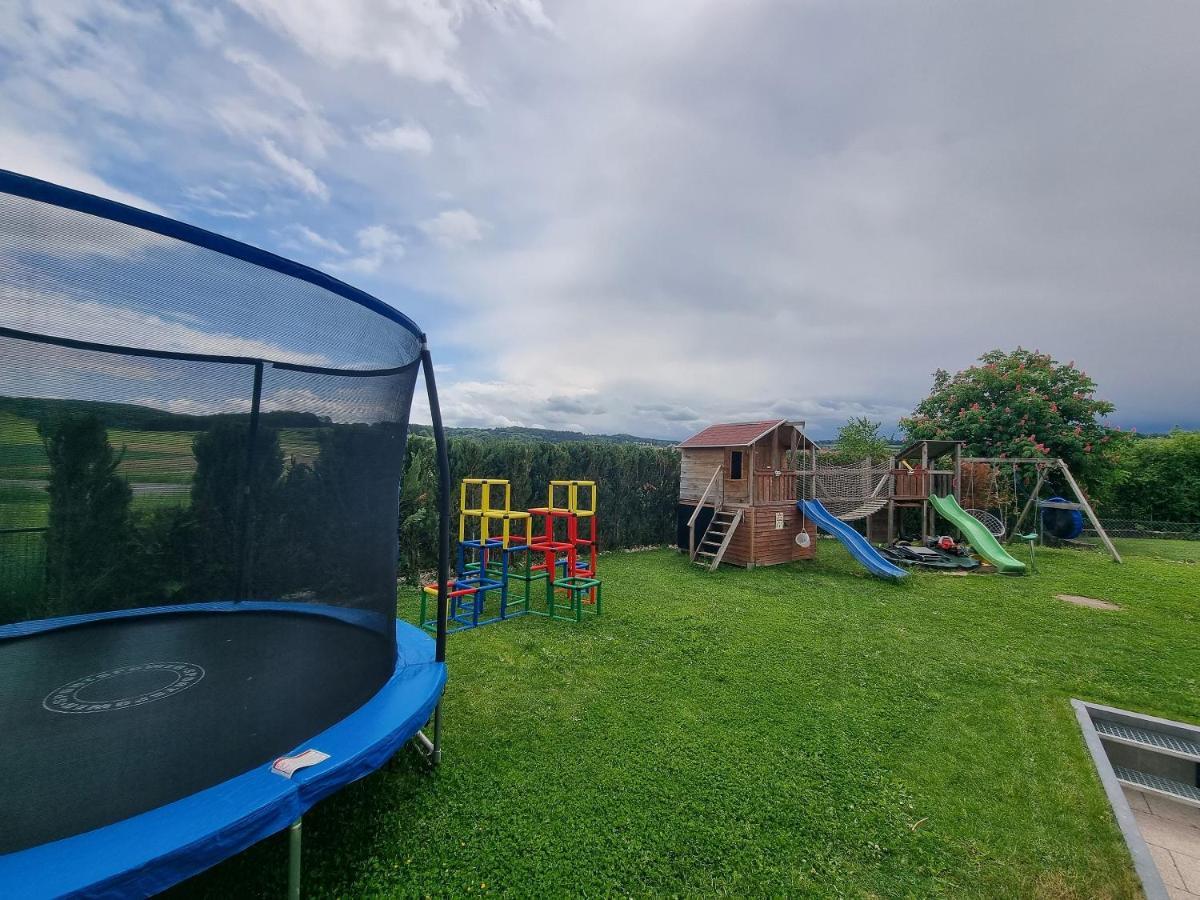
left=812, top=460, right=893, bottom=521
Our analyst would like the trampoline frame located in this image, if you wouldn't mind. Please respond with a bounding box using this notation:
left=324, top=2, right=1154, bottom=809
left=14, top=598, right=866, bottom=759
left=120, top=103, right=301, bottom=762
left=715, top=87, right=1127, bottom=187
left=0, top=602, right=446, bottom=897
left=0, top=170, right=453, bottom=897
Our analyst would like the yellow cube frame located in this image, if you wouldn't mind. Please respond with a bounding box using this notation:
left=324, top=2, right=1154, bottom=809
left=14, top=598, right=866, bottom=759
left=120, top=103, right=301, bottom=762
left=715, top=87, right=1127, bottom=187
left=459, top=478, right=512, bottom=542
left=547, top=480, right=597, bottom=517
left=481, top=509, right=531, bottom=548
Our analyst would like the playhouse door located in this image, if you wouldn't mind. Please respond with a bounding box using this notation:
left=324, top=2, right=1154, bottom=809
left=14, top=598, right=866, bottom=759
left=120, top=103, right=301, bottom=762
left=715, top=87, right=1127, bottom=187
left=723, top=448, right=748, bottom=504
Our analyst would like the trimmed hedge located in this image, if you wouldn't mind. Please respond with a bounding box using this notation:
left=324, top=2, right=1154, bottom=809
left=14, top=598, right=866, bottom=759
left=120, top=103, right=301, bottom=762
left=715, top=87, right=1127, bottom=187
left=397, top=436, right=680, bottom=580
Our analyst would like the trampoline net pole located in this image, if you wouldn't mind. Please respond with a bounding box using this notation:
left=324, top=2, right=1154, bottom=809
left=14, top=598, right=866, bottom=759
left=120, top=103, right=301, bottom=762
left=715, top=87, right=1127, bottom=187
left=235, top=360, right=264, bottom=602
left=421, top=341, right=449, bottom=765
left=420, top=342, right=449, bottom=663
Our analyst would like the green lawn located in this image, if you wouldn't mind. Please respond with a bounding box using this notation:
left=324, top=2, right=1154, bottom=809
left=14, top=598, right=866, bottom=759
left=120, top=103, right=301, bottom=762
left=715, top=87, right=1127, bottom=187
left=173, top=542, right=1198, bottom=899
left=1114, top=536, right=1200, bottom=563
left=0, top=413, right=324, bottom=530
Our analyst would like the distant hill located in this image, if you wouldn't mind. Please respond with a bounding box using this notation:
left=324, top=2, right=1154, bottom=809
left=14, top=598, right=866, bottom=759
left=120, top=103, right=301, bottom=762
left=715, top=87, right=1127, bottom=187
left=409, top=424, right=675, bottom=447
left=0, top=396, right=675, bottom=447
left=0, top=397, right=326, bottom=431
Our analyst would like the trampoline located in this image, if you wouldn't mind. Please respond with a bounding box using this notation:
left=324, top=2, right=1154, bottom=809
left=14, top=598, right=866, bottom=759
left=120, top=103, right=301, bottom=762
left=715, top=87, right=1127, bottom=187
left=0, top=171, right=452, bottom=897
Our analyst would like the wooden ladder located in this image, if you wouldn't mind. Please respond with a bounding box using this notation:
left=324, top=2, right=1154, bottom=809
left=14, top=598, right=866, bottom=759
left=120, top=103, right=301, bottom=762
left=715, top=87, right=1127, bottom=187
left=693, top=508, right=743, bottom=571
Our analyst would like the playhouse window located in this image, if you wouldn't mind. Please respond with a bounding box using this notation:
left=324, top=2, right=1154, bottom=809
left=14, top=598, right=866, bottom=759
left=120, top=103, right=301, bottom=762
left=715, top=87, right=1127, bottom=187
left=728, top=450, right=744, bottom=480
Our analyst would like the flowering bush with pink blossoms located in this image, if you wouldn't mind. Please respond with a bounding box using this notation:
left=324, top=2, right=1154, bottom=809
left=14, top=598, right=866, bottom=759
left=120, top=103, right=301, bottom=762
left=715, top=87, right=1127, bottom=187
left=900, top=348, right=1129, bottom=500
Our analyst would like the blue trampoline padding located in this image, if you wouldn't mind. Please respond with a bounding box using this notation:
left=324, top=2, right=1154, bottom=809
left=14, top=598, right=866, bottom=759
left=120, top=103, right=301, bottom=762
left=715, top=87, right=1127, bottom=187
left=0, top=608, right=446, bottom=899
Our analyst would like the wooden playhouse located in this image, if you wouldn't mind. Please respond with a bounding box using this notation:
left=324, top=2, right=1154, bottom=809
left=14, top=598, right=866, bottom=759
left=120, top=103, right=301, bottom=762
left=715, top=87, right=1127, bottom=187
left=675, top=419, right=817, bottom=569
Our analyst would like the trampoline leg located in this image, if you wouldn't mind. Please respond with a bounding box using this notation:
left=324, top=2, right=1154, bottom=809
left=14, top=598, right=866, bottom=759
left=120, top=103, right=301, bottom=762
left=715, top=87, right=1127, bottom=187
left=432, top=699, right=443, bottom=766
left=415, top=700, right=444, bottom=767
left=288, top=818, right=302, bottom=900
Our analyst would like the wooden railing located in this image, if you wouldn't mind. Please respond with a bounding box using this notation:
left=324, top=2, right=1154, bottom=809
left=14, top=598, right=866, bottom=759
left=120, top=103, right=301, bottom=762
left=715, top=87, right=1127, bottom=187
left=688, top=465, right=723, bottom=560
left=754, top=469, right=799, bottom=504
left=892, top=468, right=930, bottom=500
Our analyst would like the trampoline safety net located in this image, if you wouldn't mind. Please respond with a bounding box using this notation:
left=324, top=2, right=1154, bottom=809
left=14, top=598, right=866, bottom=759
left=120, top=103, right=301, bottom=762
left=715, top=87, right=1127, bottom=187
left=0, top=170, right=430, bottom=845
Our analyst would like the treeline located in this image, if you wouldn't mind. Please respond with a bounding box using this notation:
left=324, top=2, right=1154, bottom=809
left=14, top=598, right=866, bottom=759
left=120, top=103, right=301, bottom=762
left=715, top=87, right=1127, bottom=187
left=409, top=423, right=675, bottom=447
left=23, top=415, right=405, bottom=623
left=7, top=416, right=681, bottom=623
left=0, top=395, right=330, bottom=432
left=1105, top=430, right=1200, bottom=521
left=396, top=436, right=681, bottom=581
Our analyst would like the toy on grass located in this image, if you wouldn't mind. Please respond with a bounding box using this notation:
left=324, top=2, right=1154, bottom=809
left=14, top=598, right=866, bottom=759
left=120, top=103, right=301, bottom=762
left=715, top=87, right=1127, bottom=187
left=456, top=478, right=532, bottom=624
left=419, top=477, right=601, bottom=632
left=527, top=480, right=602, bottom=622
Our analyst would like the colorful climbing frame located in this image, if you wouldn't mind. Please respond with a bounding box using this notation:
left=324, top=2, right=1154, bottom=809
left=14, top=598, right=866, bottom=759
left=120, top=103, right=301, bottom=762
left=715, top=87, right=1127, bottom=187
left=420, top=477, right=602, bottom=632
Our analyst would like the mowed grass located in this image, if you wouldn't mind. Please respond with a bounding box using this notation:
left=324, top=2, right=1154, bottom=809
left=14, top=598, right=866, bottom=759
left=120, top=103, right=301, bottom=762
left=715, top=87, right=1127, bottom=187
left=0, top=412, right=323, bottom=530
left=0, top=411, right=46, bottom=481
left=176, top=542, right=1198, bottom=899
left=0, top=481, right=48, bottom=528
left=0, top=411, right=202, bottom=484
left=1114, top=537, right=1200, bottom=563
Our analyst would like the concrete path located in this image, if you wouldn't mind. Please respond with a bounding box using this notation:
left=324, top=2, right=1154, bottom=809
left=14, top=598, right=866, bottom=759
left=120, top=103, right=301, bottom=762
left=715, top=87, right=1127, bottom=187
left=1125, top=787, right=1200, bottom=900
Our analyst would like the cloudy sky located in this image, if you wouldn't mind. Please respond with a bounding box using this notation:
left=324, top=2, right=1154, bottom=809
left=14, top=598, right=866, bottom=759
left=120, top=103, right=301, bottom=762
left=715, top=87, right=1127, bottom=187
left=2, top=1, right=1198, bottom=439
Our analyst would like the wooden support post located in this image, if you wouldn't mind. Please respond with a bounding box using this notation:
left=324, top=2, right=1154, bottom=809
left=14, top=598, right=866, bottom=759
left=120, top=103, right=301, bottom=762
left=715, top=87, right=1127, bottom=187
left=953, top=444, right=962, bottom=500
left=1058, top=460, right=1122, bottom=563
left=887, top=456, right=896, bottom=543
left=920, top=443, right=930, bottom=541
left=748, top=443, right=756, bottom=507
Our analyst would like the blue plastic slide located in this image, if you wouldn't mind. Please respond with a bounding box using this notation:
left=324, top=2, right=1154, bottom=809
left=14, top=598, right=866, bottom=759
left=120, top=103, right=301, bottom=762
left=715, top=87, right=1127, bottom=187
left=798, top=500, right=908, bottom=581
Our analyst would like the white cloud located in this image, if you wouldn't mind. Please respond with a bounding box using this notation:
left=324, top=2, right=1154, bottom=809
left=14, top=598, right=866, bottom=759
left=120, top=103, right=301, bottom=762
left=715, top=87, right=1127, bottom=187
left=174, top=1, right=226, bottom=46
left=408, top=380, right=608, bottom=431
left=258, top=139, right=329, bottom=201
left=133, top=396, right=253, bottom=417
left=419, top=209, right=488, bottom=248
left=0, top=125, right=162, bottom=213
left=231, top=0, right=550, bottom=105
left=261, top=386, right=394, bottom=423
left=183, top=184, right=256, bottom=220
left=4, top=0, right=1199, bottom=440
left=214, top=92, right=335, bottom=161
left=362, top=120, right=434, bottom=156
left=216, top=49, right=337, bottom=166
left=286, top=224, right=348, bottom=255
left=225, top=48, right=311, bottom=111
left=327, top=223, right=405, bottom=274
left=5, top=287, right=333, bottom=368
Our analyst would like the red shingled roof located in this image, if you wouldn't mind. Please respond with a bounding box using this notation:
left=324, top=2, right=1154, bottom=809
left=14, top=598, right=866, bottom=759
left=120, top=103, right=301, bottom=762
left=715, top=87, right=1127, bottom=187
left=677, top=420, right=787, bottom=449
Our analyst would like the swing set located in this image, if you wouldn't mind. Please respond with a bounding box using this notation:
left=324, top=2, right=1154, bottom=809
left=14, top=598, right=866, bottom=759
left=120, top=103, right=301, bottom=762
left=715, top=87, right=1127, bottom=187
left=960, top=456, right=1122, bottom=563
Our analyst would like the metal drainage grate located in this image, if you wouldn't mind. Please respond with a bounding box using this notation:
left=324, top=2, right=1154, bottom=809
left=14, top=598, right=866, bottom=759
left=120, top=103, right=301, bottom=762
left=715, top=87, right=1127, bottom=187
left=1096, top=718, right=1200, bottom=760
left=1114, top=766, right=1200, bottom=807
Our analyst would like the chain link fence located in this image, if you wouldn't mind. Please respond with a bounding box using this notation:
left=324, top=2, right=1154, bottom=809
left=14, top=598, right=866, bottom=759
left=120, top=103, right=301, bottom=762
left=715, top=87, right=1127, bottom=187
left=1083, top=519, right=1200, bottom=541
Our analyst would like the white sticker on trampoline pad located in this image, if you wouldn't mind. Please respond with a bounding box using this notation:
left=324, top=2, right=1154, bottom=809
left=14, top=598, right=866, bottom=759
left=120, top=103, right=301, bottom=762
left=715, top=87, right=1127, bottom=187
left=272, top=749, right=330, bottom=778
left=43, top=662, right=205, bottom=714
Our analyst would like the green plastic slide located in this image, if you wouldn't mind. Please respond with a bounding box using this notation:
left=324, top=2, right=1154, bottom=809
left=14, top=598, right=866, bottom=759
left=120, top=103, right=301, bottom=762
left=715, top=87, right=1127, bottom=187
left=928, top=494, right=1027, bottom=575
